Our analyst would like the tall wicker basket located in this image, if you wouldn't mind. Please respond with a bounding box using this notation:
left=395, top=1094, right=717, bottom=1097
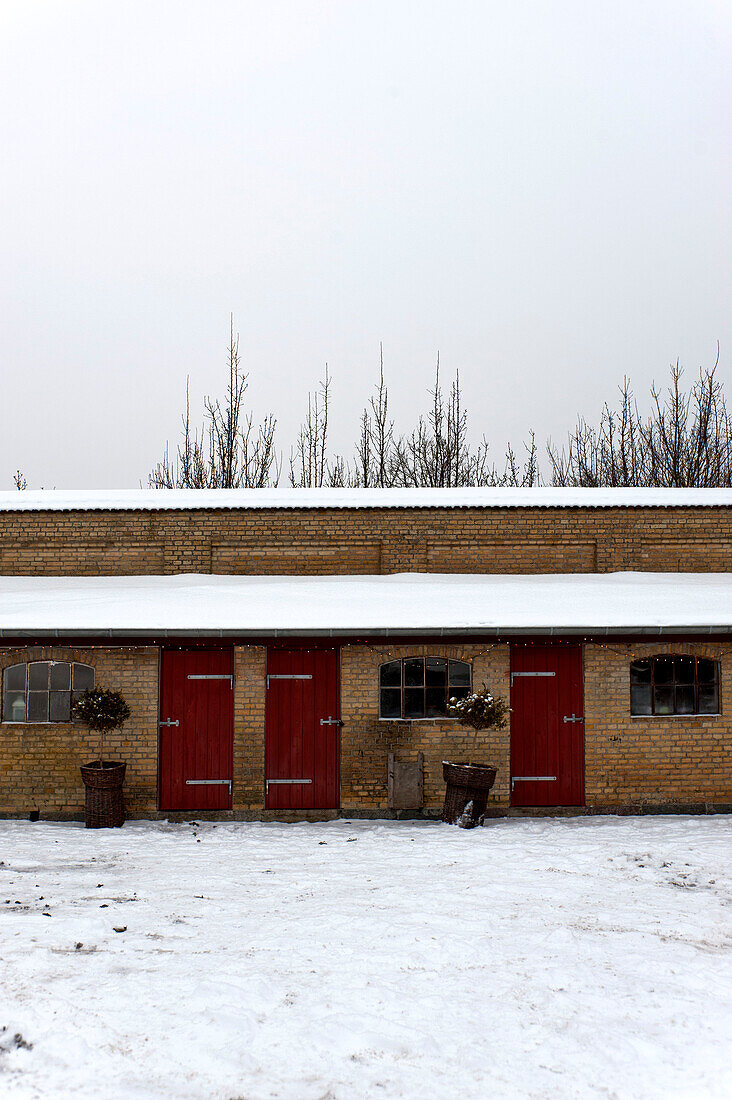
left=441, top=762, right=497, bottom=828
left=80, top=762, right=126, bottom=829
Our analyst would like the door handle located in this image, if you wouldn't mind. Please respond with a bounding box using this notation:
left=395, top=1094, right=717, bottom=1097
left=319, top=717, right=343, bottom=726
left=159, top=719, right=179, bottom=727
left=563, top=714, right=584, bottom=723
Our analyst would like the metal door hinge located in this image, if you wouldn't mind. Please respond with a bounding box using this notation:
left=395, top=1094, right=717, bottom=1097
left=511, top=671, right=556, bottom=685
left=186, top=779, right=232, bottom=790
left=265, top=778, right=313, bottom=794
left=187, top=674, right=233, bottom=687
left=266, top=674, right=313, bottom=688
left=511, top=775, right=556, bottom=791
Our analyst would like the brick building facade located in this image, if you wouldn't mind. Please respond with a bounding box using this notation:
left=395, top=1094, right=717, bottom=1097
left=0, top=488, right=730, bottom=819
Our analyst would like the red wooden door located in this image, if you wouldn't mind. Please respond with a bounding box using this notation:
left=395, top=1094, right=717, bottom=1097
left=159, top=650, right=233, bottom=811
left=510, top=645, right=584, bottom=807
left=265, top=648, right=340, bottom=810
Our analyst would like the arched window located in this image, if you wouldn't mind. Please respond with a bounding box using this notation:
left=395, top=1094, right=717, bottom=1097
left=630, top=656, right=719, bottom=717
left=379, top=657, right=471, bottom=719
left=2, top=661, right=95, bottom=723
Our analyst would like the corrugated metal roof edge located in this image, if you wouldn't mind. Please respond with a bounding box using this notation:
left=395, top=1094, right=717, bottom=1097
left=1, top=490, right=730, bottom=510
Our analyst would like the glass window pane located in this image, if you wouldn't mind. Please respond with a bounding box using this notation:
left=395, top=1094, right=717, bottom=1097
left=448, top=660, right=471, bottom=687
left=49, top=691, right=71, bottom=722
left=448, top=686, right=469, bottom=705
left=653, top=658, right=674, bottom=685
left=3, top=690, right=26, bottom=722
left=426, top=687, right=447, bottom=717
left=379, top=661, right=401, bottom=688
left=675, top=686, right=695, bottom=714
left=425, top=658, right=447, bottom=686
left=403, top=689, right=424, bottom=718
left=674, top=657, right=695, bottom=685
left=49, top=662, right=71, bottom=690
left=28, top=662, right=50, bottom=690
left=698, top=685, right=719, bottom=714
left=654, top=686, right=674, bottom=715
left=630, top=685, right=652, bottom=715
left=697, top=659, right=717, bottom=685
left=72, top=664, right=95, bottom=691
left=630, top=660, right=651, bottom=685
left=27, top=691, right=49, bottom=722
left=379, top=689, right=401, bottom=719
left=404, top=659, right=424, bottom=687
left=3, top=664, right=26, bottom=691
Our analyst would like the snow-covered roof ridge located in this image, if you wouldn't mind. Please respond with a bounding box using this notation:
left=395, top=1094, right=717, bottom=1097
left=2, top=487, right=732, bottom=512
left=0, top=571, right=730, bottom=635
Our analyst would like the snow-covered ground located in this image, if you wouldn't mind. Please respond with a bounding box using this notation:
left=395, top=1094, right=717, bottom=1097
left=1, top=817, right=730, bottom=1100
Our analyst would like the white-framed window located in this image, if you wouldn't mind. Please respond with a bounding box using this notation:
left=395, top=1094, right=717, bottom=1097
left=2, top=661, right=95, bottom=723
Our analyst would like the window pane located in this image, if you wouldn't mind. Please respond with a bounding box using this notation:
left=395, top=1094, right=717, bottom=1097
left=697, top=659, right=717, bottom=685
left=379, top=661, right=401, bottom=688
left=449, top=660, right=471, bottom=687
left=425, top=658, right=447, bottom=686
left=654, top=686, right=674, bottom=715
left=27, top=691, right=49, bottom=722
left=49, top=691, right=71, bottom=722
left=653, top=658, right=674, bottom=685
left=403, top=689, right=425, bottom=718
left=674, top=657, right=695, bottom=685
left=404, top=659, right=424, bottom=687
left=3, top=664, right=26, bottom=691
left=448, top=686, right=469, bottom=705
left=73, top=664, right=95, bottom=691
left=698, top=685, right=719, bottom=714
left=426, top=687, right=447, bottom=717
left=379, top=689, right=401, bottom=718
left=49, top=662, right=71, bottom=690
left=3, top=690, right=26, bottom=722
left=630, top=660, right=651, bottom=685
left=28, top=662, right=50, bottom=690
left=675, top=686, right=695, bottom=714
left=630, top=684, right=652, bottom=715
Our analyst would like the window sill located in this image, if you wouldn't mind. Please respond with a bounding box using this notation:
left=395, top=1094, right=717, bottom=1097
left=629, top=713, right=722, bottom=720
left=378, top=717, right=461, bottom=723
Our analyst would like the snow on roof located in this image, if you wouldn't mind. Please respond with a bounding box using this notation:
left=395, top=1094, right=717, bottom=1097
left=0, top=572, right=730, bottom=636
left=1, top=487, right=732, bottom=512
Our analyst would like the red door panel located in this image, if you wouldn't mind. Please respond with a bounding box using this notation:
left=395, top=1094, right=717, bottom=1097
left=265, top=648, right=340, bottom=809
left=159, top=649, right=233, bottom=811
left=510, top=645, right=584, bottom=807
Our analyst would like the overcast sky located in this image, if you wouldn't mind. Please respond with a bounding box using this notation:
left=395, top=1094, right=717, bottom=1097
left=1, top=1, right=730, bottom=488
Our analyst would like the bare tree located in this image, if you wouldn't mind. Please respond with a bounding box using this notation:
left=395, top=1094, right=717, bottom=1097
left=149, top=317, right=280, bottom=488
left=289, top=366, right=349, bottom=487
left=548, top=351, right=730, bottom=487
left=354, top=344, right=395, bottom=487
left=388, top=358, right=497, bottom=487
left=12, top=470, right=27, bottom=491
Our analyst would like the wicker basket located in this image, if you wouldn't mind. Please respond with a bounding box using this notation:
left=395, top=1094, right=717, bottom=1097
left=80, top=762, right=126, bottom=829
left=441, top=762, right=497, bottom=828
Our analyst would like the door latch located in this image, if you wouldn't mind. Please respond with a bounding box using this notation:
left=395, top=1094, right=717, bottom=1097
left=319, top=717, right=343, bottom=726
left=563, top=714, right=584, bottom=723
left=158, top=719, right=179, bottom=727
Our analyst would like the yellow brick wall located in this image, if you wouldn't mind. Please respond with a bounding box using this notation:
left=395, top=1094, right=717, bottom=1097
left=1, top=505, right=731, bottom=576
left=584, top=642, right=732, bottom=809
left=340, top=643, right=512, bottom=813
left=0, top=646, right=159, bottom=817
